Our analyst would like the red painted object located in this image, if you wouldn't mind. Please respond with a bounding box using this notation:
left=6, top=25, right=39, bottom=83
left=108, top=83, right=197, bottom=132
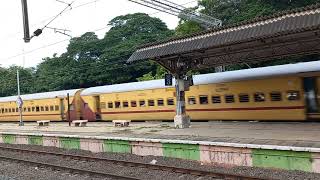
left=80, top=98, right=96, bottom=121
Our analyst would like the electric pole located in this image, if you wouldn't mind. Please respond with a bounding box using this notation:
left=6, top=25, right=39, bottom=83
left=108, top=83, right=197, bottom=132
left=17, top=70, right=24, bottom=126
left=21, top=0, right=30, bottom=43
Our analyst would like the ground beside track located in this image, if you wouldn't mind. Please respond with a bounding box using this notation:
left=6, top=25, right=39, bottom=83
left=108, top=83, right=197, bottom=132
left=0, top=121, right=319, bottom=176
left=0, top=121, right=319, bottom=147
left=0, top=143, right=319, bottom=180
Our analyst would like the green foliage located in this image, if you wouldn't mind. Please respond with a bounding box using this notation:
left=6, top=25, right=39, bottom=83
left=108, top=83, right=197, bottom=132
left=175, top=20, right=204, bottom=36
left=176, top=0, right=320, bottom=72
left=176, top=0, right=320, bottom=36
left=97, top=13, right=173, bottom=84
left=198, top=0, right=320, bottom=26
left=0, top=13, right=173, bottom=96
left=137, top=64, right=168, bottom=81
left=1, top=1, right=320, bottom=97
left=0, top=66, right=34, bottom=97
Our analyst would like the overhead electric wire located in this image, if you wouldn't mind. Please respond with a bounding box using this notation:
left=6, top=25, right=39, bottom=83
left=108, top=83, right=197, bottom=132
left=128, top=0, right=221, bottom=28
left=41, top=1, right=75, bottom=31
left=2, top=40, right=69, bottom=61
left=127, top=0, right=177, bottom=16
left=0, top=25, right=110, bottom=61
left=0, top=0, right=196, bottom=62
left=0, top=0, right=102, bottom=42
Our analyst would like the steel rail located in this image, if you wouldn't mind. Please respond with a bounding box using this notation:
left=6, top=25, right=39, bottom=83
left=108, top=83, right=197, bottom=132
left=0, top=154, right=139, bottom=180
left=0, top=145, right=265, bottom=180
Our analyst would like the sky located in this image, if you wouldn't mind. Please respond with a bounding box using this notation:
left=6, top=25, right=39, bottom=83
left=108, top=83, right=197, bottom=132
left=0, top=0, right=197, bottom=68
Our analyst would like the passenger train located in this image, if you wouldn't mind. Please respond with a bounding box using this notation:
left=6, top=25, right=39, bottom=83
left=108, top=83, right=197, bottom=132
left=0, top=61, right=319, bottom=122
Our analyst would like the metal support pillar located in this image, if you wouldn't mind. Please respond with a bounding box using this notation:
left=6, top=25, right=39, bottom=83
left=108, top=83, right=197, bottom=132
left=21, top=0, right=30, bottom=43
left=67, top=93, right=71, bottom=126
left=174, top=76, right=190, bottom=128
left=17, top=70, right=24, bottom=126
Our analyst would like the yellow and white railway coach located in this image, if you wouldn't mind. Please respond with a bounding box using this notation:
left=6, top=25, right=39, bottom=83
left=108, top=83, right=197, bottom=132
left=80, top=61, right=320, bottom=121
left=0, top=61, right=319, bottom=122
left=0, top=89, right=82, bottom=121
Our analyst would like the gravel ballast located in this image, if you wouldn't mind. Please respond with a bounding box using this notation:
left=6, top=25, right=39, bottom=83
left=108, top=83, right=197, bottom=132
left=0, top=143, right=319, bottom=180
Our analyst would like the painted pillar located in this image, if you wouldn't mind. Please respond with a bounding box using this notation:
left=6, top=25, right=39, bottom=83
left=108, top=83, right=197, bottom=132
left=174, top=75, right=190, bottom=128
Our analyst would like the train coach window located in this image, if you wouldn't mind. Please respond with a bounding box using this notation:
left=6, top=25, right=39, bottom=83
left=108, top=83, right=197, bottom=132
left=139, top=100, right=146, bottom=107
left=254, top=92, right=265, bottom=102
left=287, top=91, right=300, bottom=101
left=108, top=102, right=113, bottom=108
left=100, top=102, right=106, bottom=109
left=158, top=99, right=164, bottom=106
left=23, top=107, right=26, bottom=112
left=32, top=107, right=35, bottom=112
left=123, top=101, right=129, bottom=108
left=28, top=107, right=31, bottom=112
left=45, top=106, right=49, bottom=111
left=115, top=101, right=121, bottom=108
left=212, top=96, right=221, bottom=103
left=270, top=92, right=282, bottom=101
left=167, top=98, right=174, bottom=105
left=36, top=106, right=40, bottom=112
left=225, top=95, right=235, bottom=103
left=131, top=101, right=137, bottom=107
left=239, top=94, right=249, bottom=103
left=55, top=105, right=59, bottom=111
left=5, top=109, right=7, bottom=113
left=40, top=106, right=44, bottom=111
left=148, top=100, right=155, bottom=106
left=16, top=108, right=19, bottom=112
left=199, top=96, right=208, bottom=104
left=11, top=108, right=15, bottom=113
left=188, top=97, right=196, bottom=105
left=50, top=106, right=54, bottom=111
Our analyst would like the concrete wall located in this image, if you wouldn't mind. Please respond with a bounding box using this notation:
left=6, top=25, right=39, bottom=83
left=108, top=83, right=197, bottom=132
left=0, top=133, right=319, bottom=173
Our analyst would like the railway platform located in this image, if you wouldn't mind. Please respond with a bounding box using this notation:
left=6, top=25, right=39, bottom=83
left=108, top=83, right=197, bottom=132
left=0, top=121, right=320, bottom=174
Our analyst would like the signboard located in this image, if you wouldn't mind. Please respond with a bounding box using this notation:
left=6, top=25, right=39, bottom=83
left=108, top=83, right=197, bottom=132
left=164, top=74, right=173, bottom=86
left=16, top=97, right=23, bottom=108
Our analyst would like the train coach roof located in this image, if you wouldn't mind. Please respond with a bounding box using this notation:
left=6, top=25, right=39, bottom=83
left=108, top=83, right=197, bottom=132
left=81, top=60, right=320, bottom=96
left=0, top=89, right=80, bottom=103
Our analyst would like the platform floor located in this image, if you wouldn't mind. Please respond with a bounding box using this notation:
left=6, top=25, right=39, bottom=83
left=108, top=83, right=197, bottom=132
left=1, top=121, right=320, bottom=148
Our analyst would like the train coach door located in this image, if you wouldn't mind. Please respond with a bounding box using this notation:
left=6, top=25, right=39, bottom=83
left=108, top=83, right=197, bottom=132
left=60, top=99, right=65, bottom=120
left=303, top=77, right=319, bottom=116
left=94, top=96, right=101, bottom=120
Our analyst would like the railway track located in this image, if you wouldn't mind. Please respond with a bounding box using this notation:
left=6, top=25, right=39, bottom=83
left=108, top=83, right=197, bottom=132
left=0, top=145, right=264, bottom=180
left=0, top=155, right=138, bottom=180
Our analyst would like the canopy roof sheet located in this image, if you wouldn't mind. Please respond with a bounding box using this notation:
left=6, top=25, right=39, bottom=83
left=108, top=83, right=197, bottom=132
left=128, top=4, right=320, bottom=67
left=81, top=60, right=320, bottom=96
left=0, top=89, right=80, bottom=103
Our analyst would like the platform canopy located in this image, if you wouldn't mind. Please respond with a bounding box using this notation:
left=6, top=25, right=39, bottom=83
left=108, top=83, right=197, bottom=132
left=128, top=4, right=320, bottom=74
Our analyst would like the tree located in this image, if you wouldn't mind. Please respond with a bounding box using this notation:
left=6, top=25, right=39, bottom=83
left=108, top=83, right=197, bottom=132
left=98, top=13, right=174, bottom=84
left=175, top=0, right=320, bottom=71
left=0, top=66, right=35, bottom=97
left=175, top=20, right=204, bottom=36
left=198, top=0, right=320, bottom=26
left=66, top=32, right=103, bottom=61
left=137, top=63, right=168, bottom=81
left=31, top=13, right=174, bottom=94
